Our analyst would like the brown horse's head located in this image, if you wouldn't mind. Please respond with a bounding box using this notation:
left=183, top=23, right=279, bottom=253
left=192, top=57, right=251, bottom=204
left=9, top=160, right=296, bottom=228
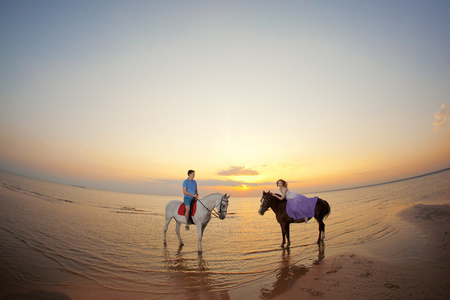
left=258, top=191, right=272, bottom=215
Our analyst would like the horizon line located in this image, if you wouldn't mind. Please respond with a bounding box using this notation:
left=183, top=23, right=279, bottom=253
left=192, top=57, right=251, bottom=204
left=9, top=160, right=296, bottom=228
left=0, top=167, right=448, bottom=197
left=313, top=167, right=450, bottom=195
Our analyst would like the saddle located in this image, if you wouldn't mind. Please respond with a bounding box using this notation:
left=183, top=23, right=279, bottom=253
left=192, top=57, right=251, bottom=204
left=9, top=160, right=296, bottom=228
left=177, top=199, right=197, bottom=225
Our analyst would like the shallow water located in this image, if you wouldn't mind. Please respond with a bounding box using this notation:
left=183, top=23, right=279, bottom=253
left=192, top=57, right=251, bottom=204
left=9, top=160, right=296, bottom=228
left=0, top=169, right=449, bottom=299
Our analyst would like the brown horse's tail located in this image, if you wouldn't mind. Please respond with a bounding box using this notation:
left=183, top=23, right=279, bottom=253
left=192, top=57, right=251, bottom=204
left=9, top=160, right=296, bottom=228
left=319, top=198, right=331, bottom=220
left=324, top=199, right=331, bottom=219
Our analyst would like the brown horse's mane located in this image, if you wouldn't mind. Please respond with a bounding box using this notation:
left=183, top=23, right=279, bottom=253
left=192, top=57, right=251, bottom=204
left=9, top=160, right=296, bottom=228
left=268, top=192, right=286, bottom=204
left=265, top=192, right=289, bottom=219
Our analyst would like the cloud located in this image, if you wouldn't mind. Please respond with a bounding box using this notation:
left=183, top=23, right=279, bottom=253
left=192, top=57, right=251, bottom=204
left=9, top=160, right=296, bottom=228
left=142, top=178, right=272, bottom=188
left=433, top=103, right=450, bottom=136
left=141, top=179, right=166, bottom=184
left=142, top=178, right=242, bottom=187
left=198, top=179, right=271, bottom=187
left=217, top=166, right=259, bottom=176
left=197, top=179, right=273, bottom=188
left=37, top=141, right=51, bottom=147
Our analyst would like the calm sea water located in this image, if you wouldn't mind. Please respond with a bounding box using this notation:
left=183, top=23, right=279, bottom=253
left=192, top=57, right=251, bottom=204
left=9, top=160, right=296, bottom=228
left=1, top=169, right=449, bottom=299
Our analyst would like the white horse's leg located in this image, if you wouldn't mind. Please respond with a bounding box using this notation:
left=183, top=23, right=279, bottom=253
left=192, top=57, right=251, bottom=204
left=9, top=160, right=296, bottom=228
left=175, top=221, right=184, bottom=246
left=201, top=224, right=207, bottom=235
left=197, top=223, right=204, bottom=252
left=163, top=216, right=172, bottom=245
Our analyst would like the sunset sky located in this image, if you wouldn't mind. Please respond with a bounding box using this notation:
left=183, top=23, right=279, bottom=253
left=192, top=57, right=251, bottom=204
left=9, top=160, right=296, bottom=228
left=1, top=1, right=449, bottom=197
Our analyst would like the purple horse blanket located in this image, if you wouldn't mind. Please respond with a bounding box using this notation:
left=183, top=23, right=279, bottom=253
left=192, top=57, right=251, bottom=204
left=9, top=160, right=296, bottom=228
left=286, top=193, right=318, bottom=222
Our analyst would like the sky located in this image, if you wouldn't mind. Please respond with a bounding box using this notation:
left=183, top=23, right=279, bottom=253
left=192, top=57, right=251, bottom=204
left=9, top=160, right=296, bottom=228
left=1, top=0, right=449, bottom=197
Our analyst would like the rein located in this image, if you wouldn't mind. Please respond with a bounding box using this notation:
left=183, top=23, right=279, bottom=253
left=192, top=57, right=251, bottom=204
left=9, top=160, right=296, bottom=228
left=197, top=195, right=229, bottom=218
left=260, top=202, right=272, bottom=212
left=260, top=194, right=274, bottom=212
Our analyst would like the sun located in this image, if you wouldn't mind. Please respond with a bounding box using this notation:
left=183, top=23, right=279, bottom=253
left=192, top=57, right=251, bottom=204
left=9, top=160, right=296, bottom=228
left=240, top=184, right=250, bottom=190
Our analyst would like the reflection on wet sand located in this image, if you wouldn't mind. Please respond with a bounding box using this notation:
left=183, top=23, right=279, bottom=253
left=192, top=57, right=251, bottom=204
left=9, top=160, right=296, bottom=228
left=163, top=245, right=230, bottom=300
left=1, top=290, right=70, bottom=300
left=260, top=243, right=326, bottom=299
left=314, top=242, right=325, bottom=265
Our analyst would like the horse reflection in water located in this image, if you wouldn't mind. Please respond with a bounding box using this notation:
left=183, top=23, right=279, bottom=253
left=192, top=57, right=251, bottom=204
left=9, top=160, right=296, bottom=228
left=163, top=245, right=230, bottom=300
left=260, top=243, right=326, bottom=299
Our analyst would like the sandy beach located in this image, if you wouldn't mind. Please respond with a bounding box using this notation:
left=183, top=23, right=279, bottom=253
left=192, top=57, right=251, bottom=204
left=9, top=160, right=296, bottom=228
left=274, top=204, right=450, bottom=300
left=1, top=169, right=449, bottom=300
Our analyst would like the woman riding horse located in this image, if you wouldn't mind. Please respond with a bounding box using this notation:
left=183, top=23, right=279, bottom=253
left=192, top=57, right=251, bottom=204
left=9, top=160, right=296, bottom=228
left=259, top=180, right=330, bottom=248
left=272, top=179, right=318, bottom=223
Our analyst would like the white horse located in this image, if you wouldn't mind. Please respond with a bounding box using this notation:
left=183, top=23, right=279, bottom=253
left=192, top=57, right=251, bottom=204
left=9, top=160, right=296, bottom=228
left=164, top=193, right=230, bottom=252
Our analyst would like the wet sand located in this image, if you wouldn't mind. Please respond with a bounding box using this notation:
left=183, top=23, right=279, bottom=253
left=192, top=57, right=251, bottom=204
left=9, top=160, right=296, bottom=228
left=275, top=204, right=450, bottom=300
left=1, top=169, right=449, bottom=299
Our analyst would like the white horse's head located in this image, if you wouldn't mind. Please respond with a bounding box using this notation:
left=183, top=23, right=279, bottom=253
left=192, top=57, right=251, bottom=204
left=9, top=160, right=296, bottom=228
left=217, top=193, right=231, bottom=220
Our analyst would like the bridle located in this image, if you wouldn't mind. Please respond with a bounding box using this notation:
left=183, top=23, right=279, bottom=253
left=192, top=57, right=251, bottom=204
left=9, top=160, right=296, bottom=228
left=218, top=195, right=229, bottom=214
left=259, top=194, right=271, bottom=212
left=198, top=194, right=229, bottom=218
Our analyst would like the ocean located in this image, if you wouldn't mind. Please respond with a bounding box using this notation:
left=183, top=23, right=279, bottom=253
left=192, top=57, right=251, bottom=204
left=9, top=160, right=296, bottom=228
left=1, top=169, right=449, bottom=299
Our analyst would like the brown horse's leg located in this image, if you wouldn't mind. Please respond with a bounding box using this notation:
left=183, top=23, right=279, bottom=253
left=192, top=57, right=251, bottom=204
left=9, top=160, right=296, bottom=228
left=317, top=218, right=325, bottom=243
left=285, top=223, right=291, bottom=248
left=315, top=198, right=329, bottom=244
left=280, top=223, right=286, bottom=248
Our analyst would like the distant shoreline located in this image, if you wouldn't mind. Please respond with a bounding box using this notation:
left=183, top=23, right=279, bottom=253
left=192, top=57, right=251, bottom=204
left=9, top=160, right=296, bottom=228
left=0, top=167, right=449, bottom=197
left=315, top=167, right=450, bottom=194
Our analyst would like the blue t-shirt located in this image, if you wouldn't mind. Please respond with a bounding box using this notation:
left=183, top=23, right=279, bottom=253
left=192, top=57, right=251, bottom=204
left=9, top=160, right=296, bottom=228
left=183, top=178, right=197, bottom=200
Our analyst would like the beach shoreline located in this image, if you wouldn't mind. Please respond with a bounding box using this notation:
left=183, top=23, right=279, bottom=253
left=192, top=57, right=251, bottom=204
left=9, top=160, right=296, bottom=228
left=274, top=203, right=450, bottom=300
left=1, top=172, right=449, bottom=300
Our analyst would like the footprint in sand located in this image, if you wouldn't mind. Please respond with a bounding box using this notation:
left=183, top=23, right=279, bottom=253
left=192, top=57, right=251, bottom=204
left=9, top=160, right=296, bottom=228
left=384, top=282, right=400, bottom=289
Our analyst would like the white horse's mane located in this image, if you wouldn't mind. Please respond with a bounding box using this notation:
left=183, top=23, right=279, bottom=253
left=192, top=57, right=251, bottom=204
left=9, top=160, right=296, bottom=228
left=203, top=193, right=223, bottom=197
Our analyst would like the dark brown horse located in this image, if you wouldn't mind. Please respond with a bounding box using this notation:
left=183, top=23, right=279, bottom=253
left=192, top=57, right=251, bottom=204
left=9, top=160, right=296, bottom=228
left=258, top=191, right=330, bottom=248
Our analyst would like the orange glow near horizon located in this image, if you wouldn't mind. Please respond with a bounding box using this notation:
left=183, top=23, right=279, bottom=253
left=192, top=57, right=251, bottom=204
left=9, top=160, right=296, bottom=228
left=1, top=2, right=449, bottom=197
left=1, top=128, right=448, bottom=197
